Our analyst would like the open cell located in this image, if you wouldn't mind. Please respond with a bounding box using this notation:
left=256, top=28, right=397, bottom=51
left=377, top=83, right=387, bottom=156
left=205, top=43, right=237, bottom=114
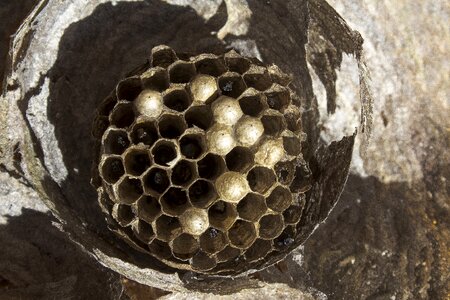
left=163, top=88, right=192, bottom=112
left=259, top=214, right=284, bottom=240
left=189, top=180, right=217, bottom=208
left=152, top=140, right=177, bottom=166
left=261, top=114, right=286, bottom=136
left=265, top=84, right=290, bottom=111
left=112, top=204, right=135, bottom=227
left=218, top=73, right=247, bottom=98
left=283, top=136, right=302, bottom=156
left=237, top=193, right=267, bottom=222
left=244, top=239, right=272, bottom=262
left=100, top=156, right=124, bottom=184
left=158, top=114, right=187, bottom=139
left=243, top=68, right=272, bottom=91
left=130, top=121, right=158, bottom=146
left=110, top=102, right=135, bottom=128
left=179, top=134, right=205, bottom=159
left=148, top=239, right=172, bottom=259
left=216, top=246, right=241, bottom=263
left=160, top=187, right=190, bottom=216
left=228, top=220, right=257, bottom=249
left=116, top=77, right=142, bottom=101
left=155, top=215, right=182, bottom=242
left=200, top=228, right=228, bottom=254
left=247, top=166, right=276, bottom=194
left=150, top=45, right=178, bottom=68
left=290, top=164, right=312, bottom=193
left=238, top=90, right=265, bottom=117
left=123, top=148, right=151, bottom=176
left=284, top=111, right=302, bottom=132
left=283, top=205, right=303, bottom=225
left=208, top=200, right=237, bottom=231
left=143, top=167, right=170, bottom=195
left=132, top=220, right=155, bottom=244
left=274, top=226, right=296, bottom=250
left=141, top=67, right=169, bottom=91
left=116, top=176, right=143, bottom=204
left=171, top=160, right=196, bottom=186
left=136, top=195, right=161, bottom=222
left=266, top=186, right=292, bottom=212
left=184, top=105, right=213, bottom=130
left=195, top=54, right=227, bottom=76
left=168, top=61, right=196, bottom=84
left=191, top=251, right=217, bottom=271
left=225, top=147, right=254, bottom=173
left=225, top=51, right=251, bottom=74
left=197, top=153, right=226, bottom=180
left=172, top=233, right=199, bottom=260
left=103, top=129, right=130, bottom=155
left=274, top=161, right=295, bottom=185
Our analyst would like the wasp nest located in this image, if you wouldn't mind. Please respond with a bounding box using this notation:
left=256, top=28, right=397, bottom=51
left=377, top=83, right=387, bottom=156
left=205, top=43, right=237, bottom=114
left=92, top=45, right=311, bottom=275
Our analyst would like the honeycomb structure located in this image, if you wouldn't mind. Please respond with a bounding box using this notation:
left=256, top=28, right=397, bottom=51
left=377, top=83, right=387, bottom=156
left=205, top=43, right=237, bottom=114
left=92, top=45, right=312, bottom=275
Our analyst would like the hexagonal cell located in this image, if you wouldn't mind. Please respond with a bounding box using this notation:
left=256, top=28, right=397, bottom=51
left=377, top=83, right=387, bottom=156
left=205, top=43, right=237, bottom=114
left=151, top=140, right=177, bottom=166
left=103, top=128, right=130, bottom=155
left=259, top=214, right=284, bottom=240
left=110, top=102, right=135, bottom=128
left=130, top=121, right=158, bottom=146
left=274, top=161, right=295, bottom=185
left=148, top=239, right=172, bottom=259
left=218, top=72, right=247, bottom=98
left=194, top=54, right=227, bottom=76
left=236, top=193, right=267, bottom=222
left=112, top=204, right=135, bottom=227
left=179, top=134, right=204, bottom=159
left=179, top=208, right=209, bottom=236
left=247, top=166, right=276, bottom=194
left=216, top=246, right=241, bottom=263
left=197, top=153, right=226, bottom=180
left=224, top=50, right=251, bottom=74
left=261, top=114, right=286, bottom=136
left=160, top=187, right=190, bottom=216
left=265, top=84, right=290, bottom=111
left=244, top=239, right=272, bottom=262
left=200, top=228, right=228, bottom=254
left=136, top=195, right=161, bottom=223
left=228, top=220, right=257, bottom=249
left=283, top=136, right=302, bottom=156
left=116, top=77, right=142, bottom=101
left=168, top=61, right=196, bottom=83
left=158, top=114, right=187, bottom=139
left=283, top=205, right=303, bottom=225
left=266, top=186, right=292, bottom=212
left=208, top=200, right=237, bottom=231
left=116, top=176, right=143, bottom=204
left=188, top=180, right=217, bottom=208
left=284, top=111, right=302, bottom=133
left=132, top=219, right=155, bottom=244
left=273, top=225, right=296, bottom=251
left=238, top=89, right=266, bottom=117
left=100, top=156, right=124, bottom=184
left=243, top=67, right=272, bottom=91
left=150, top=45, right=178, bottom=68
left=97, top=95, right=117, bottom=116
left=225, top=147, right=254, bottom=173
left=191, top=251, right=217, bottom=271
left=290, top=164, right=312, bottom=193
left=189, top=74, right=219, bottom=104
left=142, top=167, right=170, bottom=195
left=141, top=67, right=169, bottom=91
left=184, top=105, right=213, bottom=130
left=171, top=160, right=196, bottom=186
left=172, top=233, right=199, bottom=260
left=163, top=88, right=192, bottom=112
left=235, top=116, right=264, bottom=147
left=154, top=215, right=182, bottom=242
left=124, top=148, right=151, bottom=176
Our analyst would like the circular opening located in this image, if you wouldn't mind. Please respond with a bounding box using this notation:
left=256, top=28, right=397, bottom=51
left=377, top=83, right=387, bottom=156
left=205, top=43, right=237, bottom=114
left=117, top=177, right=143, bottom=204
left=225, top=147, right=254, bottom=172
left=143, top=168, right=170, bottom=194
left=184, top=105, right=213, bottom=130
left=259, top=214, right=284, bottom=239
left=110, top=102, right=135, bottom=128
left=151, top=45, right=177, bottom=68
left=136, top=195, right=161, bottom=222
left=180, top=134, right=204, bottom=159
left=189, top=180, right=217, bottom=208
left=247, top=166, right=276, bottom=194
left=172, top=233, right=199, bottom=260
left=155, top=215, right=182, bottom=242
left=101, top=156, right=124, bottom=184
left=160, top=187, right=190, bottom=216
left=158, top=114, right=186, bottom=139
left=141, top=67, right=169, bottom=91
left=171, top=160, right=196, bottom=186
left=163, top=88, right=192, bottom=112
left=116, top=77, right=142, bottom=101
left=208, top=200, right=237, bottom=230
left=103, top=129, right=130, bottom=155
left=228, top=220, right=257, bottom=249
left=218, top=73, right=247, bottom=98
left=197, top=153, right=225, bottom=180
left=152, top=141, right=177, bottom=166
left=131, top=122, right=158, bottom=146
left=237, top=193, right=267, bottom=222
left=200, top=228, right=228, bottom=254
left=169, top=61, right=196, bottom=84
left=124, top=149, right=151, bottom=176
left=266, top=186, right=292, bottom=212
